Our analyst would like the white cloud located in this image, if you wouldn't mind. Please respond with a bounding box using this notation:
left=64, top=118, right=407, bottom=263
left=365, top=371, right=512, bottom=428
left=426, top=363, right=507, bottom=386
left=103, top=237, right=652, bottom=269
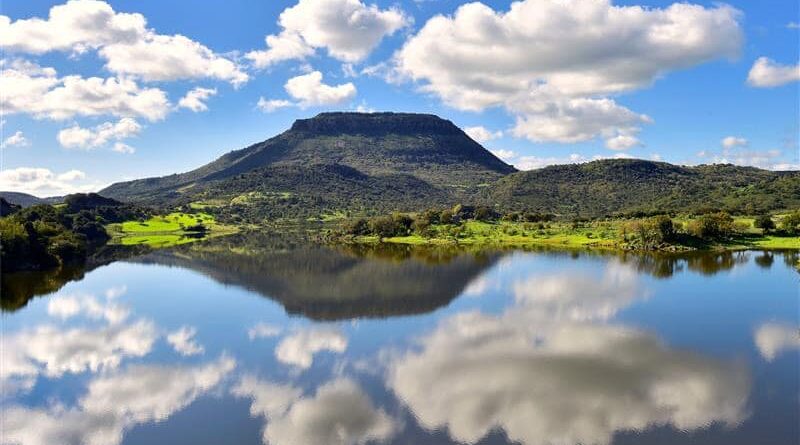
left=464, top=125, right=502, bottom=143
left=490, top=149, right=516, bottom=161
left=57, top=117, right=141, bottom=149
left=1, top=59, right=170, bottom=121
left=699, top=145, right=798, bottom=171
left=1, top=0, right=247, bottom=86
left=47, top=292, right=130, bottom=325
left=788, top=22, right=800, bottom=30
left=284, top=70, right=356, bottom=107
left=395, top=0, right=741, bottom=147
left=248, top=322, right=282, bottom=340
left=0, top=166, right=100, bottom=196
left=167, top=326, right=205, bottom=356
left=112, top=142, right=135, bottom=154
left=178, top=87, right=217, bottom=112
left=721, top=136, right=748, bottom=148
left=387, top=263, right=749, bottom=445
left=605, top=133, right=642, bottom=151
left=100, top=35, right=248, bottom=86
left=275, top=327, right=347, bottom=369
left=232, top=376, right=395, bottom=445
left=3, top=356, right=235, bottom=445
left=1, top=130, right=29, bottom=149
left=754, top=323, right=800, bottom=361
left=246, top=0, right=409, bottom=68
left=0, top=0, right=146, bottom=54
left=747, top=57, right=800, bottom=87
left=256, top=97, right=293, bottom=113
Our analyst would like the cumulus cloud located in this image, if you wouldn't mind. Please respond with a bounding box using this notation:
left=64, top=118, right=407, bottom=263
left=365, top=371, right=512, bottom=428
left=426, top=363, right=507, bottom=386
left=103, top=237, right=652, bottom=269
left=57, top=117, right=141, bottom=149
left=0, top=166, right=100, bottom=196
left=246, top=0, right=409, bottom=67
left=167, top=326, right=205, bottom=356
left=1, top=130, right=28, bottom=149
left=256, top=97, right=292, bottom=113
left=1, top=59, right=170, bottom=121
left=178, top=87, right=217, bottom=112
left=490, top=149, right=516, bottom=161
left=232, top=376, right=395, bottom=445
left=511, top=152, right=632, bottom=171
left=3, top=355, right=235, bottom=445
left=248, top=322, right=282, bottom=340
left=275, top=327, right=348, bottom=369
left=754, top=323, right=800, bottom=361
left=747, top=57, right=800, bottom=88
left=0, top=0, right=247, bottom=86
left=47, top=292, right=130, bottom=325
left=605, top=133, right=642, bottom=150
left=284, top=70, right=356, bottom=107
left=111, top=142, right=135, bottom=154
left=387, top=264, right=749, bottom=445
left=721, top=136, right=748, bottom=148
left=464, top=125, right=502, bottom=143
left=698, top=145, right=799, bottom=171
left=395, top=0, right=742, bottom=147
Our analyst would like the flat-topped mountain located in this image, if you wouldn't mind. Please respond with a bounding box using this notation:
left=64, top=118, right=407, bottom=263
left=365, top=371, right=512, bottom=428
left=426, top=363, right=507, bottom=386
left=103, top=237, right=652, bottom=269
left=101, top=112, right=514, bottom=209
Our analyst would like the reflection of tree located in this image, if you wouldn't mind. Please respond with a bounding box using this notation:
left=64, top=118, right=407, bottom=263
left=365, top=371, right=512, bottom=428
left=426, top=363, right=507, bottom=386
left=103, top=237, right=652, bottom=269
left=1, top=244, right=150, bottom=312
left=139, top=232, right=500, bottom=320
left=754, top=251, right=775, bottom=269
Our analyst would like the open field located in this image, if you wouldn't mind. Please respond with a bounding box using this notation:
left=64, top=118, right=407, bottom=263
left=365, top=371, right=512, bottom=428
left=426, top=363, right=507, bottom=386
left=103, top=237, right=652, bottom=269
left=107, top=212, right=238, bottom=247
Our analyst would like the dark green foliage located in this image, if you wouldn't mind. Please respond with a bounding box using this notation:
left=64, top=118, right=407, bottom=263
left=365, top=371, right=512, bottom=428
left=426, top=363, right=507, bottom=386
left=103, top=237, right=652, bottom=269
left=440, top=209, right=454, bottom=225
left=0, top=194, right=150, bottom=272
left=781, top=211, right=800, bottom=235
left=487, top=159, right=800, bottom=218
left=623, top=215, right=676, bottom=249
left=474, top=206, right=497, bottom=222
left=345, top=218, right=370, bottom=236
left=687, top=212, right=735, bottom=240
left=1, top=197, right=21, bottom=216
left=369, top=216, right=401, bottom=239
left=754, top=214, right=776, bottom=232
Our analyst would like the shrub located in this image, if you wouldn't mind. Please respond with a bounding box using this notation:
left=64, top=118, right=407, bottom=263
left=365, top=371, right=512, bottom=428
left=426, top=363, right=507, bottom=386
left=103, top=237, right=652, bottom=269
left=344, top=218, right=370, bottom=236
left=439, top=209, right=454, bottom=225
left=753, top=214, right=775, bottom=232
left=687, top=212, right=735, bottom=240
left=369, top=216, right=400, bottom=238
left=474, top=206, right=496, bottom=222
left=780, top=211, right=800, bottom=235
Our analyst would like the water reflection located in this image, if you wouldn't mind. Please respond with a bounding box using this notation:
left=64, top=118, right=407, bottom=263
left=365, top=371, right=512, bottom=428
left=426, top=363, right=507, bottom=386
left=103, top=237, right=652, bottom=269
left=0, top=238, right=797, bottom=445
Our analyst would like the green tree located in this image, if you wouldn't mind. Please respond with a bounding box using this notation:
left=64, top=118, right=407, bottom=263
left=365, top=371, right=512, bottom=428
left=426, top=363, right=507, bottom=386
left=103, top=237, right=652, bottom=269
left=781, top=211, right=800, bottom=235
left=753, top=214, right=775, bottom=232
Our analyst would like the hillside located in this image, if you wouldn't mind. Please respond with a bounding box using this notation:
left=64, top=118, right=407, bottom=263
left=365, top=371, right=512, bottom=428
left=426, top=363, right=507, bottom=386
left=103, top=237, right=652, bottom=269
left=101, top=112, right=514, bottom=210
left=0, top=191, right=61, bottom=207
left=486, top=159, right=800, bottom=217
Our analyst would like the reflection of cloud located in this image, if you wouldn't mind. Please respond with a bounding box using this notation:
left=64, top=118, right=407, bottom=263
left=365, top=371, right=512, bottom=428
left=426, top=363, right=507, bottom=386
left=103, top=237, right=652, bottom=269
left=4, top=355, right=235, bottom=445
left=387, top=261, right=749, bottom=445
left=248, top=322, right=282, bottom=340
left=755, top=323, right=800, bottom=361
left=512, top=261, right=645, bottom=321
left=47, top=293, right=130, bottom=324
left=2, top=320, right=156, bottom=383
left=275, top=327, right=347, bottom=369
left=463, top=276, right=490, bottom=297
left=232, top=376, right=394, bottom=445
left=167, top=326, right=204, bottom=356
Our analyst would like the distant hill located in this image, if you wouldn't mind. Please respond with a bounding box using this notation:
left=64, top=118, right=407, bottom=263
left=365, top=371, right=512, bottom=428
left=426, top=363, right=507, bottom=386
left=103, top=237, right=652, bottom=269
left=101, top=112, right=514, bottom=211
left=486, top=159, right=800, bottom=217
left=0, top=191, right=62, bottom=207
left=97, top=112, right=799, bottom=219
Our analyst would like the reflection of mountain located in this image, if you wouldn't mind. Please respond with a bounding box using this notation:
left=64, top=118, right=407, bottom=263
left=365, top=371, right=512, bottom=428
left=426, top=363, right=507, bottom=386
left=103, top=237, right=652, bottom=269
left=136, top=233, right=500, bottom=320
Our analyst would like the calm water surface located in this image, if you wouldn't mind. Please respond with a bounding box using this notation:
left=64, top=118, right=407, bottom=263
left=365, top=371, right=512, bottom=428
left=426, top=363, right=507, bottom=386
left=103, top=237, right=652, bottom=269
left=2, top=235, right=798, bottom=445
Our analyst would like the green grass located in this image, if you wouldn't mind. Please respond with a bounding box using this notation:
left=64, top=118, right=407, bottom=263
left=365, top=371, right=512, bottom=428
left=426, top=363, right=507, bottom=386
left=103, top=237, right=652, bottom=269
left=107, top=212, right=237, bottom=248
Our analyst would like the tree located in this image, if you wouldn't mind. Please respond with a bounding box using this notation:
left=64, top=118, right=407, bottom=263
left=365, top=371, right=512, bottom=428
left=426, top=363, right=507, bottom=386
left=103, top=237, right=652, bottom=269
left=369, top=216, right=399, bottom=239
left=687, top=212, right=735, bottom=240
left=344, top=218, right=370, bottom=236
left=439, top=209, right=454, bottom=225
left=781, top=211, right=800, bottom=235
left=753, top=214, right=775, bottom=232
left=474, top=206, right=496, bottom=222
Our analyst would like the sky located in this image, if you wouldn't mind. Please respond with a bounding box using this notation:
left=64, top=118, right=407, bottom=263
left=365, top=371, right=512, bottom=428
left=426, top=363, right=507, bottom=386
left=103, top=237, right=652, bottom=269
left=1, top=0, right=798, bottom=197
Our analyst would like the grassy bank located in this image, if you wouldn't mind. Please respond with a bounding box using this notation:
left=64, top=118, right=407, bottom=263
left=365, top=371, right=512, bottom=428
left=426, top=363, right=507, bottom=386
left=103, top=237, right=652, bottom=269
left=106, top=212, right=238, bottom=248
left=334, top=216, right=799, bottom=251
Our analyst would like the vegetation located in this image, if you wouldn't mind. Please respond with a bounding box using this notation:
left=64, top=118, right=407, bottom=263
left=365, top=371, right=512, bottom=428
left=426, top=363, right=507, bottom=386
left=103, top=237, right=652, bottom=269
left=328, top=205, right=800, bottom=251
left=106, top=212, right=236, bottom=247
left=0, top=193, right=149, bottom=272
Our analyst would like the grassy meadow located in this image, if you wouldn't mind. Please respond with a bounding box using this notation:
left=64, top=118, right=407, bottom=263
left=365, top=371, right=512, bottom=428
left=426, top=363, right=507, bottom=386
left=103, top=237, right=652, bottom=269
left=107, top=212, right=237, bottom=247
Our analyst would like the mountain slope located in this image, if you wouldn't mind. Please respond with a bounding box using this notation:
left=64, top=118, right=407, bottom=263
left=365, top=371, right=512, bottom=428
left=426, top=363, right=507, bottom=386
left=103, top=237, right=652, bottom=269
left=101, top=112, right=515, bottom=208
left=486, top=159, right=800, bottom=217
left=0, top=191, right=61, bottom=207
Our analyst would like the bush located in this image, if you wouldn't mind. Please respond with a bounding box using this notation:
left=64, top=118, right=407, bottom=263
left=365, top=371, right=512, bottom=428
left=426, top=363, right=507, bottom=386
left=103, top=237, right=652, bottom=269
left=474, top=206, right=496, bottom=222
left=687, top=212, right=735, bottom=240
left=753, top=214, right=775, bottom=232
left=344, top=218, right=370, bottom=236
left=780, top=211, right=800, bottom=235
left=369, top=216, right=400, bottom=238
left=439, top=209, right=454, bottom=225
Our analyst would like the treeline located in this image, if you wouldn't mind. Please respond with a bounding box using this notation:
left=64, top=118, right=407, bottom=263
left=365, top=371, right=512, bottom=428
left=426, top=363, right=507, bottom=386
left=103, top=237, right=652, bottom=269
left=0, top=193, right=149, bottom=272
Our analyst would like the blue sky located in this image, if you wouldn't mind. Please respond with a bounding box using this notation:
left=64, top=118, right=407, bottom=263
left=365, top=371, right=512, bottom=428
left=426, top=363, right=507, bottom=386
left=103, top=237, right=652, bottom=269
left=1, top=0, right=798, bottom=196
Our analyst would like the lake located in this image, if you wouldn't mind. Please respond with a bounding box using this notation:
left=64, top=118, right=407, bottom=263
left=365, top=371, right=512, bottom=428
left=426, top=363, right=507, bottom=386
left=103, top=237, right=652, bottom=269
left=2, top=234, right=798, bottom=445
